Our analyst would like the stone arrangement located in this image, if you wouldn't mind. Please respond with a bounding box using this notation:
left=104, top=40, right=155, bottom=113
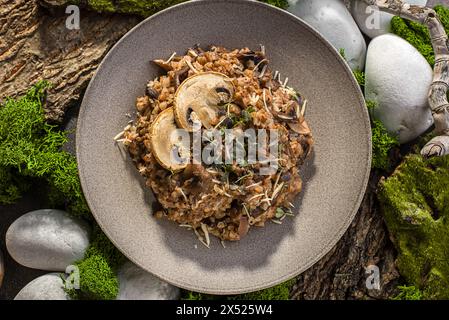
left=4, top=209, right=179, bottom=300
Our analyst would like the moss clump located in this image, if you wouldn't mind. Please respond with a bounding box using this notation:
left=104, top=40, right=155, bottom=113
left=0, top=167, right=30, bottom=204
left=391, top=5, right=449, bottom=67
left=262, top=0, right=289, bottom=8
left=339, top=48, right=346, bottom=60
left=68, top=227, right=126, bottom=300
left=353, top=69, right=365, bottom=88
left=231, top=279, right=295, bottom=300
left=0, top=81, right=89, bottom=218
left=379, top=154, right=449, bottom=299
left=85, top=0, right=116, bottom=13
left=96, top=0, right=185, bottom=16
left=393, top=285, right=423, bottom=300
left=1, top=83, right=124, bottom=299
left=366, top=101, right=399, bottom=171
left=371, top=119, right=399, bottom=171
left=72, top=0, right=287, bottom=17
left=182, top=279, right=295, bottom=300
left=181, top=291, right=217, bottom=300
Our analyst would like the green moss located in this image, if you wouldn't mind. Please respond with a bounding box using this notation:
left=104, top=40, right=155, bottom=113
left=393, top=285, right=423, bottom=300
left=262, top=0, right=289, bottom=8
left=117, top=0, right=185, bottom=16
left=182, top=279, right=295, bottom=300
left=365, top=101, right=399, bottom=171
left=353, top=69, right=365, bottom=88
left=391, top=5, right=449, bottom=67
left=1, top=83, right=124, bottom=300
left=379, top=154, right=449, bottom=299
left=78, top=0, right=287, bottom=17
left=339, top=48, right=346, bottom=60
left=371, top=119, right=399, bottom=170
left=0, top=167, right=30, bottom=204
left=68, top=226, right=126, bottom=300
left=231, top=279, right=295, bottom=300
left=86, top=0, right=116, bottom=13
left=0, top=81, right=90, bottom=218
left=181, top=291, right=217, bottom=300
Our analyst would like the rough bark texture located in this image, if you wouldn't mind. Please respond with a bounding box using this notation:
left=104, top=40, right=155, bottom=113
left=291, top=173, right=400, bottom=300
left=0, top=0, right=139, bottom=122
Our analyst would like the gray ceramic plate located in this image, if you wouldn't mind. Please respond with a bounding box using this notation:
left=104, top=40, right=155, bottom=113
left=77, top=0, right=371, bottom=294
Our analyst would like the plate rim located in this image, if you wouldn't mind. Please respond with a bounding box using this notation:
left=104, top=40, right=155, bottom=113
left=76, top=0, right=372, bottom=295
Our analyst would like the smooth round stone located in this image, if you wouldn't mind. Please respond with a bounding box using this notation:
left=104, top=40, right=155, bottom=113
left=14, top=273, right=71, bottom=300
left=0, top=250, right=4, bottom=289
left=365, top=34, right=433, bottom=143
left=6, top=209, right=90, bottom=271
left=288, top=0, right=367, bottom=70
left=117, top=261, right=180, bottom=300
left=350, top=0, right=427, bottom=39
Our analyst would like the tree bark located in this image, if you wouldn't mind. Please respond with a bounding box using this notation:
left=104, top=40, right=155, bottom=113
left=291, top=173, right=400, bottom=300
left=0, top=0, right=139, bottom=122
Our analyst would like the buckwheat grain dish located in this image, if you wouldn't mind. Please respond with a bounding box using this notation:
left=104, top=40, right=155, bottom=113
left=119, top=45, right=313, bottom=246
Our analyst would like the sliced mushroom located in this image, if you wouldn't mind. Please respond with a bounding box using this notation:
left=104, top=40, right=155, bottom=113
left=174, top=66, right=190, bottom=89
left=149, top=107, right=190, bottom=171
left=153, top=59, right=173, bottom=71
left=238, top=216, right=250, bottom=239
left=238, top=50, right=266, bottom=70
left=174, top=72, right=235, bottom=131
left=288, top=117, right=312, bottom=136
left=276, top=113, right=296, bottom=121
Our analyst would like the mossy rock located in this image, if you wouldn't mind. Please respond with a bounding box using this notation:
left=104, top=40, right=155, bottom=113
left=387, top=8, right=449, bottom=298
left=379, top=154, right=449, bottom=299
left=71, top=0, right=288, bottom=17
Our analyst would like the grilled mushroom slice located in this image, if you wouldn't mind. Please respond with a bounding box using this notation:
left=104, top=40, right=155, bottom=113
left=174, top=72, right=235, bottom=131
left=150, top=107, right=190, bottom=171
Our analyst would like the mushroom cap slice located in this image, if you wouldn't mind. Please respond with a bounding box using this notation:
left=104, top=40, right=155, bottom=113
left=150, top=107, right=190, bottom=171
left=288, top=117, right=311, bottom=136
left=174, top=72, right=235, bottom=132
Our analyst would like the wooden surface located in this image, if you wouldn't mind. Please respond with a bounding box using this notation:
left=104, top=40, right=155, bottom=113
left=0, top=0, right=138, bottom=122
left=291, top=173, right=400, bottom=299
